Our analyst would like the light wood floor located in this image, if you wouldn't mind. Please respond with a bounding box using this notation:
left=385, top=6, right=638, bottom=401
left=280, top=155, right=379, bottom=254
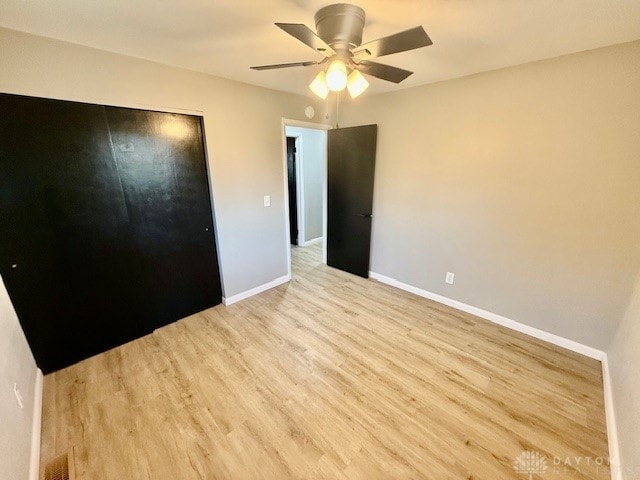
left=41, top=243, right=610, bottom=479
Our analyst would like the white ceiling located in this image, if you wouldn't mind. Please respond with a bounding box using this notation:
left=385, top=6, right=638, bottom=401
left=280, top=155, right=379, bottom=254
left=1, top=0, right=639, bottom=97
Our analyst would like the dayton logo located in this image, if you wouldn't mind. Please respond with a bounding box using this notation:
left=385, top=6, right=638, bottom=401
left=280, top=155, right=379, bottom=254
left=513, top=450, right=548, bottom=479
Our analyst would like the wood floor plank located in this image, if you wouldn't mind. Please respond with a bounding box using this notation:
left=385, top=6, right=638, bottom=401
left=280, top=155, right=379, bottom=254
left=40, top=243, right=610, bottom=479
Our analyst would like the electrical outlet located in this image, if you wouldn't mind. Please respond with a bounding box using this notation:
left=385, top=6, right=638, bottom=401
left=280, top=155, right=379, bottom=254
left=263, top=195, right=271, bottom=207
left=445, top=272, right=455, bottom=285
left=13, top=383, right=24, bottom=409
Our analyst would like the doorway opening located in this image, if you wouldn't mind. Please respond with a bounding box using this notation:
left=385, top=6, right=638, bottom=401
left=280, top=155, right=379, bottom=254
left=286, top=136, right=299, bottom=246
left=281, top=119, right=329, bottom=277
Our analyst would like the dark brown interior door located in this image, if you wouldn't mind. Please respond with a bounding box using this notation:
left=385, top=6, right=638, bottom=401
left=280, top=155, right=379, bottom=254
left=286, top=137, right=298, bottom=245
left=327, top=125, right=377, bottom=278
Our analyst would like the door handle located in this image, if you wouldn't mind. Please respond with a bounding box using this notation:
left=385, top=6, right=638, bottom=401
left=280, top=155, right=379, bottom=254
left=356, top=213, right=372, bottom=218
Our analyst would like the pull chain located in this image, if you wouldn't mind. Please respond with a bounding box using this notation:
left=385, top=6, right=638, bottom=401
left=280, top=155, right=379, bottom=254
left=335, top=91, right=340, bottom=129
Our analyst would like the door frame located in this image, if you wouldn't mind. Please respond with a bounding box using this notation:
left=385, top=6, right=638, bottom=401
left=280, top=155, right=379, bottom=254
left=281, top=118, right=330, bottom=277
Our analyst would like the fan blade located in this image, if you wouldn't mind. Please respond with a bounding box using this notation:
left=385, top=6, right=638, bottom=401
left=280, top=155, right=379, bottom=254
left=275, top=23, right=336, bottom=57
left=352, top=26, right=432, bottom=59
left=356, top=61, right=413, bottom=83
left=250, top=61, right=318, bottom=70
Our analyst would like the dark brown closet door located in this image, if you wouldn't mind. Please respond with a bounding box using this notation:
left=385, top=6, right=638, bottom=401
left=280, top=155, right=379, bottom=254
left=0, top=93, right=221, bottom=373
left=104, top=107, right=222, bottom=331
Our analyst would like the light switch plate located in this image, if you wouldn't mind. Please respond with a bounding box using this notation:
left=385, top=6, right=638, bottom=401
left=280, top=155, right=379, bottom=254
left=263, top=195, right=271, bottom=207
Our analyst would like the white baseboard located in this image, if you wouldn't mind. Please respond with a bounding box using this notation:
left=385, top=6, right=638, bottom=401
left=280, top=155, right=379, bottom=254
left=368, top=271, right=623, bottom=479
left=368, top=271, right=605, bottom=361
left=29, top=368, right=43, bottom=480
left=369, top=270, right=621, bottom=479
left=222, top=274, right=291, bottom=306
left=302, top=237, right=323, bottom=247
left=601, top=356, right=622, bottom=480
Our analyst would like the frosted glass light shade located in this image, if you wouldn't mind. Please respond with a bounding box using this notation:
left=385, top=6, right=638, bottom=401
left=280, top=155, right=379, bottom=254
left=347, top=70, right=369, bottom=98
left=309, top=71, right=329, bottom=99
left=325, top=60, right=348, bottom=92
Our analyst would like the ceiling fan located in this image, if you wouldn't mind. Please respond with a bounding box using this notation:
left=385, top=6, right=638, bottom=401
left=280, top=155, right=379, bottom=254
left=250, top=3, right=433, bottom=99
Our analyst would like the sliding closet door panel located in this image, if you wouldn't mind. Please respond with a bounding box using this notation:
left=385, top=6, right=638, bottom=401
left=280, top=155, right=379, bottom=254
left=104, top=107, right=222, bottom=330
left=0, top=94, right=147, bottom=372
left=0, top=93, right=222, bottom=373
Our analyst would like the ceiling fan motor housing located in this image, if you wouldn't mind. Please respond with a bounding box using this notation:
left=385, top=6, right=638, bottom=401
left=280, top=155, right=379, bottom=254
left=314, top=3, right=365, bottom=51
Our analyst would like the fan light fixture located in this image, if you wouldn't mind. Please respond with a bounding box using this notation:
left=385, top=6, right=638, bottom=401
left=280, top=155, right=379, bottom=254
left=346, top=70, right=369, bottom=98
left=325, top=60, right=348, bottom=91
left=309, top=61, right=370, bottom=99
left=309, top=71, right=330, bottom=99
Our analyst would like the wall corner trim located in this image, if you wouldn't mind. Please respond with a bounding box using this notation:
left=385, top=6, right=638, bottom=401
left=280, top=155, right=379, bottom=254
left=601, top=355, right=622, bottom=480
left=222, top=274, right=291, bottom=306
left=29, top=368, right=43, bottom=480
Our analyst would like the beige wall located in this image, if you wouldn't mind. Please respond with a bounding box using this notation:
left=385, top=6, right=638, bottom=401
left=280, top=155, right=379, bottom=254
left=0, top=27, right=327, bottom=298
left=341, top=40, right=640, bottom=350
left=608, top=273, right=640, bottom=478
left=0, top=276, right=38, bottom=480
